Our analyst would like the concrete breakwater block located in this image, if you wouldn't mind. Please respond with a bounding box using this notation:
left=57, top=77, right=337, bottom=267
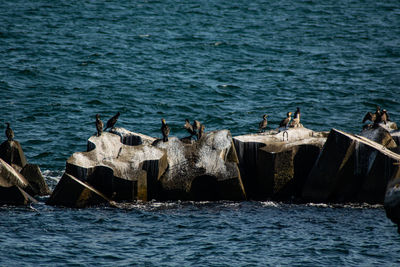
left=0, top=158, right=29, bottom=189
left=384, top=167, right=400, bottom=233
left=302, top=128, right=400, bottom=204
left=21, top=164, right=51, bottom=196
left=391, top=131, right=400, bottom=147
left=233, top=127, right=328, bottom=199
left=153, top=130, right=246, bottom=201
left=360, top=126, right=397, bottom=149
left=0, top=158, right=36, bottom=205
left=47, top=173, right=111, bottom=208
left=50, top=128, right=245, bottom=205
left=65, top=132, right=167, bottom=202
left=256, top=141, right=324, bottom=200
left=108, top=127, right=156, bottom=147
left=0, top=140, right=27, bottom=171
left=0, top=139, right=51, bottom=200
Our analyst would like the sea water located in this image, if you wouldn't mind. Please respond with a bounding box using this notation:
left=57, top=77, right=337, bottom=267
left=1, top=0, right=400, bottom=265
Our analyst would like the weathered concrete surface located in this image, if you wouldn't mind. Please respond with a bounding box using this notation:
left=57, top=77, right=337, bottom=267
left=391, top=131, right=400, bottom=147
left=360, top=126, right=397, bottom=149
left=65, top=131, right=167, bottom=201
left=50, top=128, right=244, bottom=203
left=154, top=130, right=246, bottom=201
left=233, top=127, right=328, bottom=199
left=0, top=158, right=29, bottom=189
left=0, top=139, right=50, bottom=199
left=0, top=140, right=27, bottom=171
left=302, top=128, right=400, bottom=204
left=256, top=141, right=324, bottom=200
left=47, top=173, right=111, bottom=208
left=384, top=166, right=400, bottom=233
left=363, top=121, right=398, bottom=132
left=0, top=158, right=36, bottom=205
left=379, top=121, right=397, bottom=131
left=20, top=164, right=51, bottom=196
left=108, top=127, right=156, bottom=147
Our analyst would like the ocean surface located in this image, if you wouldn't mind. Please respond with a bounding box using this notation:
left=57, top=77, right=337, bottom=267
left=1, top=0, right=400, bottom=265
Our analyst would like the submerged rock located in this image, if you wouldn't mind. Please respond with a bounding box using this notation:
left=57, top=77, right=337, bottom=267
left=233, top=127, right=327, bottom=199
left=302, top=129, right=400, bottom=204
left=153, top=130, right=246, bottom=201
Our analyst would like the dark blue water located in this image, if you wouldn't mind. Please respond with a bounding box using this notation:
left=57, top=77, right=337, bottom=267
left=1, top=0, right=400, bottom=265
left=0, top=201, right=399, bottom=266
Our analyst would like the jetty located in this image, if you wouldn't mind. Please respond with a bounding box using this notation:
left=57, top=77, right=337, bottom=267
left=2, top=122, right=400, bottom=232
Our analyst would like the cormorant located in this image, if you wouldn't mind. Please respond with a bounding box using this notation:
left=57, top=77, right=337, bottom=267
left=5, top=122, right=14, bottom=141
left=290, top=107, right=301, bottom=127
left=184, top=119, right=196, bottom=138
left=363, top=106, right=384, bottom=124
left=104, top=112, right=120, bottom=131
left=193, top=120, right=201, bottom=133
left=95, top=114, right=103, bottom=137
left=198, top=124, right=205, bottom=139
left=372, top=107, right=391, bottom=127
left=362, top=112, right=375, bottom=123
left=258, top=114, right=268, bottom=133
left=192, top=120, right=203, bottom=140
left=380, top=109, right=389, bottom=124
left=279, top=112, right=292, bottom=128
left=161, top=118, right=170, bottom=142
left=375, top=106, right=382, bottom=116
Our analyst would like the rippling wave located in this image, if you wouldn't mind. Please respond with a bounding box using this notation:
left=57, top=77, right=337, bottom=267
left=0, top=199, right=398, bottom=266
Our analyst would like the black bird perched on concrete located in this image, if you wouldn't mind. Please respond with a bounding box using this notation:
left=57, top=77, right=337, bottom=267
left=184, top=119, right=196, bottom=138
left=371, top=107, right=391, bottom=128
left=362, top=106, right=381, bottom=124
left=362, top=112, right=376, bottom=123
left=193, top=120, right=201, bottom=133
left=5, top=122, right=14, bottom=141
left=279, top=112, right=292, bottom=128
left=192, top=120, right=203, bottom=140
left=258, top=114, right=268, bottom=133
left=95, top=114, right=104, bottom=137
left=378, top=109, right=389, bottom=125
left=198, top=124, right=205, bottom=140
left=290, top=107, right=301, bottom=127
left=375, top=105, right=382, bottom=116
left=161, top=118, right=170, bottom=142
left=104, top=112, right=120, bottom=131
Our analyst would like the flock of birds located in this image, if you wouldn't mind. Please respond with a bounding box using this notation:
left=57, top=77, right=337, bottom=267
left=94, top=112, right=205, bottom=142
left=2, top=105, right=392, bottom=143
left=93, top=108, right=301, bottom=142
left=362, top=105, right=390, bottom=128
left=258, top=107, right=301, bottom=133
